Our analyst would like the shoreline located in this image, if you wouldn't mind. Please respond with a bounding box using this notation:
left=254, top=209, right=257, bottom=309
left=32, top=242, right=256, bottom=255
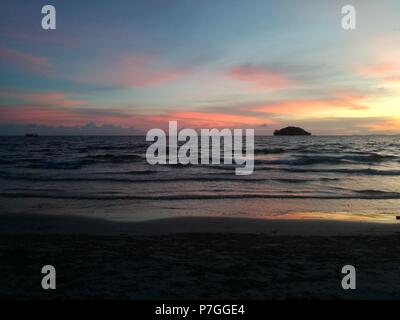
left=1, top=213, right=400, bottom=236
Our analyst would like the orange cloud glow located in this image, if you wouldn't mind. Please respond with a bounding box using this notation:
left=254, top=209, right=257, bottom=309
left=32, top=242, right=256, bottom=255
left=360, top=63, right=399, bottom=76
left=364, top=118, right=400, bottom=132
left=359, top=61, right=400, bottom=86
left=167, top=111, right=263, bottom=128
left=253, top=95, right=369, bottom=115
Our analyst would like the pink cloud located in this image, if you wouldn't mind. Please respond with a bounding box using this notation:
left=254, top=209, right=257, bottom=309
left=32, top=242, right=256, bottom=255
left=358, top=61, right=400, bottom=85
left=0, top=90, right=85, bottom=107
left=0, top=104, right=264, bottom=130
left=91, top=111, right=264, bottom=130
left=77, top=53, right=189, bottom=88
left=359, top=63, right=398, bottom=76
left=365, top=118, right=400, bottom=132
left=0, top=47, right=50, bottom=74
left=0, top=106, right=87, bottom=126
left=383, top=75, right=400, bottom=84
left=225, top=66, right=294, bottom=91
left=166, top=111, right=263, bottom=128
left=0, top=105, right=139, bottom=127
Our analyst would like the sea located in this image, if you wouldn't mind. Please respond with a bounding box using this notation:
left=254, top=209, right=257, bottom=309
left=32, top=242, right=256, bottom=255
left=0, top=135, right=399, bottom=222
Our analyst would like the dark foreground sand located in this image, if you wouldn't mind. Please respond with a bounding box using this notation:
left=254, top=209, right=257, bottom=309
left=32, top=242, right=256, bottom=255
left=1, top=214, right=400, bottom=299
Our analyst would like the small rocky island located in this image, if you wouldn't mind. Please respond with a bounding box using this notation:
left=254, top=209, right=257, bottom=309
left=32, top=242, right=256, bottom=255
left=273, top=126, right=311, bottom=136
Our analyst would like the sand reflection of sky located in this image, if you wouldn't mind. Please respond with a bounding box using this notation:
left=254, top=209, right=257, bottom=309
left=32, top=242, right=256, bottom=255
left=265, top=211, right=397, bottom=223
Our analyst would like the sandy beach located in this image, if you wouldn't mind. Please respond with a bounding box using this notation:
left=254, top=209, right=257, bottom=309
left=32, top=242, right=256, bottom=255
left=1, top=214, right=400, bottom=299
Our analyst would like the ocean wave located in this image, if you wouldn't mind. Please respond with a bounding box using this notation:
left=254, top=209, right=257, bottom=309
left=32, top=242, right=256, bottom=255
left=272, top=178, right=314, bottom=183
left=255, top=147, right=287, bottom=154
left=0, top=159, right=14, bottom=165
left=2, top=190, right=400, bottom=200
left=0, top=170, right=338, bottom=184
left=255, top=154, right=397, bottom=166
left=277, top=167, right=400, bottom=176
left=20, top=153, right=145, bottom=169
left=25, top=160, right=91, bottom=170
left=300, top=154, right=396, bottom=164
left=355, top=189, right=400, bottom=197
left=0, top=173, right=304, bottom=184
left=84, top=154, right=143, bottom=162
left=75, top=144, right=147, bottom=153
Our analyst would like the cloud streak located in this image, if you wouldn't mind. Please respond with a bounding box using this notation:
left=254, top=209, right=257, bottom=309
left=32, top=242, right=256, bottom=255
left=0, top=90, right=86, bottom=107
left=252, top=94, right=369, bottom=115
left=0, top=47, right=50, bottom=74
left=0, top=104, right=263, bottom=130
left=225, top=65, right=294, bottom=91
left=77, top=53, right=190, bottom=88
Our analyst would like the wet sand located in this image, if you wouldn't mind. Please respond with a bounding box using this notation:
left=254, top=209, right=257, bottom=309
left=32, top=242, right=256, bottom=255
left=1, top=213, right=400, bottom=236
left=1, top=214, right=400, bottom=299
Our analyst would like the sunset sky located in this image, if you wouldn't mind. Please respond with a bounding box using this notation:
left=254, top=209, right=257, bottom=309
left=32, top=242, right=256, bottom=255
left=1, top=0, right=400, bottom=135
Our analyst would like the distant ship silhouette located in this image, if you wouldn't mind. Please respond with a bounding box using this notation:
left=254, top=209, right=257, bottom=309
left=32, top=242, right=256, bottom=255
left=25, top=133, right=39, bottom=137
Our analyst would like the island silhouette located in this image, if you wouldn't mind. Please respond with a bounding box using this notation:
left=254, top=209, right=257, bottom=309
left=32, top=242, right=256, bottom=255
left=273, top=127, right=312, bottom=136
